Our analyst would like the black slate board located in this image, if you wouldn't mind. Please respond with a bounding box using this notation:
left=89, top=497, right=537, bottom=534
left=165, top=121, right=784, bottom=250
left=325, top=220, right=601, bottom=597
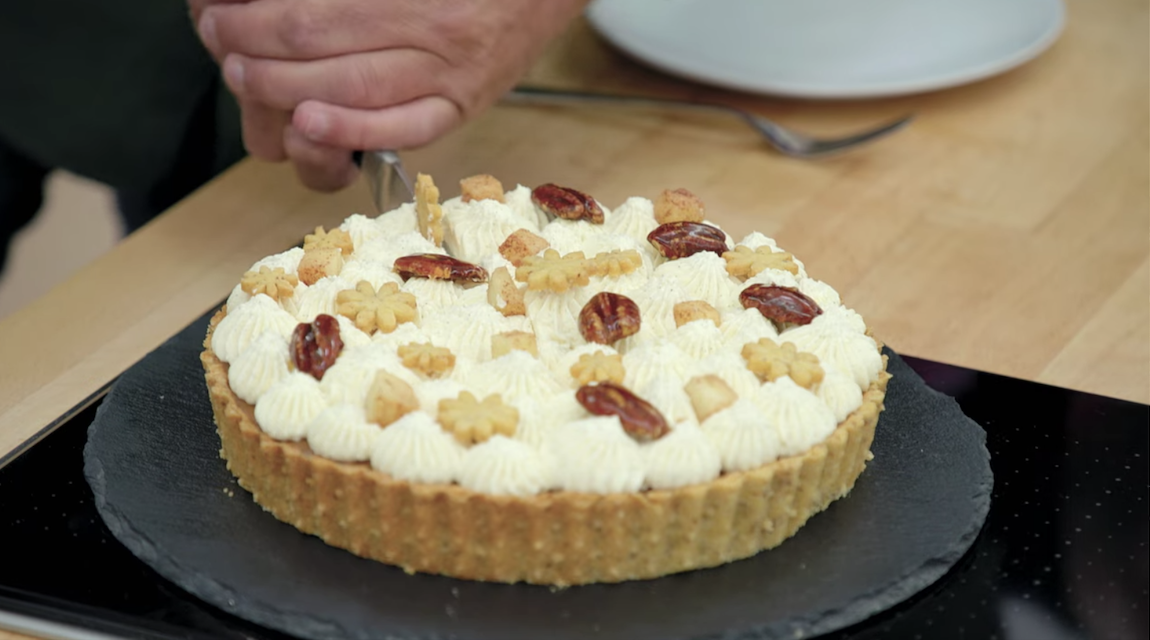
left=83, top=312, right=993, bottom=640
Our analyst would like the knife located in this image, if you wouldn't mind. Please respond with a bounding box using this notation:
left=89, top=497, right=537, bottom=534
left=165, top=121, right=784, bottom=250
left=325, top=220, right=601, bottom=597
left=354, top=150, right=415, bottom=214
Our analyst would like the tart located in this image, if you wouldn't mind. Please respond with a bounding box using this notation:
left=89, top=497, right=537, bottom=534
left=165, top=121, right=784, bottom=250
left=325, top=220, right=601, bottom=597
left=202, top=177, right=890, bottom=586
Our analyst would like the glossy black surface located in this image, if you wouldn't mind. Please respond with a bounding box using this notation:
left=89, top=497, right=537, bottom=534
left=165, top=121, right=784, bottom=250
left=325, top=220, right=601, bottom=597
left=0, top=357, right=1146, bottom=640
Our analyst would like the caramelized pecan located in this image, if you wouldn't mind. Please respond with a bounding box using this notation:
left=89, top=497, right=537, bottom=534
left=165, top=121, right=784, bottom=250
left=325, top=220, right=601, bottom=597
left=531, top=183, right=604, bottom=224
left=290, top=314, right=343, bottom=380
left=576, top=382, right=669, bottom=442
left=579, top=292, right=641, bottom=345
left=739, top=284, right=822, bottom=326
left=393, top=254, right=488, bottom=284
left=647, top=221, right=727, bottom=259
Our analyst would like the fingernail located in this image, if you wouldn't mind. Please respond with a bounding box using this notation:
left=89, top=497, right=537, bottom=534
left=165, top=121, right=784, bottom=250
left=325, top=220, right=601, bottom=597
left=301, top=110, right=331, bottom=141
left=223, top=56, right=245, bottom=92
left=198, top=12, right=219, bottom=52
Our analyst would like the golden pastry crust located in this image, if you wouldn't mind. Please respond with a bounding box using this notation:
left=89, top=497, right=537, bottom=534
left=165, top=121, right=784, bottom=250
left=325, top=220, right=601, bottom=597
left=654, top=188, right=706, bottom=224
left=673, top=300, right=721, bottom=328
left=486, top=266, right=526, bottom=317
left=498, top=229, right=550, bottom=267
left=297, top=247, right=344, bottom=285
left=203, top=310, right=889, bottom=586
left=460, top=174, right=505, bottom=203
left=491, top=331, right=538, bottom=358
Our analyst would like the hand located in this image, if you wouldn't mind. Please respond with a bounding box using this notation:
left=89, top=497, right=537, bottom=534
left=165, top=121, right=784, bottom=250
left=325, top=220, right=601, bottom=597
left=190, top=1, right=293, bottom=168
left=195, top=0, right=587, bottom=191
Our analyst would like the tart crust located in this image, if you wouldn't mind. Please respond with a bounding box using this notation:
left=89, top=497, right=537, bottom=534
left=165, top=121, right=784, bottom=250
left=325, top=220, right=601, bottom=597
left=202, top=309, right=889, bottom=586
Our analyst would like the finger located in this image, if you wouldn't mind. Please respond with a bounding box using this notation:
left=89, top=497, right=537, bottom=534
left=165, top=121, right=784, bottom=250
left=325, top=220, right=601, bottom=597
left=188, top=0, right=247, bottom=28
left=283, top=126, right=359, bottom=193
left=223, top=50, right=442, bottom=111
left=292, top=97, right=463, bottom=150
left=200, top=0, right=416, bottom=60
left=240, top=98, right=291, bottom=161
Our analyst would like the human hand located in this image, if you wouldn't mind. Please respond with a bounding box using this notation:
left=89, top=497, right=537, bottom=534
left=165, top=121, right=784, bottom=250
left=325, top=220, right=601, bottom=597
left=194, top=0, right=588, bottom=191
left=190, top=1, right=294, bottom=171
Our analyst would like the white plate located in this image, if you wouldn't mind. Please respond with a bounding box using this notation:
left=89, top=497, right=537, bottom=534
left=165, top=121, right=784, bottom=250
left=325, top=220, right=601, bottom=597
left=586, top=0, right=1065, bottom=99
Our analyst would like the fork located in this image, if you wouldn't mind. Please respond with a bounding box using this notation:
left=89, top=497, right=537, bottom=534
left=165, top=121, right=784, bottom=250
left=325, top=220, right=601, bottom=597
left=502, top=86, right=913, bottom=158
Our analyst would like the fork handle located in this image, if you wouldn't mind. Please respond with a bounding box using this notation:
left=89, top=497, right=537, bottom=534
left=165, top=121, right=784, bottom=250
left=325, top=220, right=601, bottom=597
left=503, top=86, right=733, bottom=118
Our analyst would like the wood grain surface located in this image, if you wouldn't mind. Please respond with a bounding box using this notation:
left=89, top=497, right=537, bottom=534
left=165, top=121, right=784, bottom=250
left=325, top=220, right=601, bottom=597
left=0, top=0, right=1147, bottom=634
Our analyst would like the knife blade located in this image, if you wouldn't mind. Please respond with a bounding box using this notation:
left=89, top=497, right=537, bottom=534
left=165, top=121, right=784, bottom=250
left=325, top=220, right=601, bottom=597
left=356, top=150, right=414, bottom=214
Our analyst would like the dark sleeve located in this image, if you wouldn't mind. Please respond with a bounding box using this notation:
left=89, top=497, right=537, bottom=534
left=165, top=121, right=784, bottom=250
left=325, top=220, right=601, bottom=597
left=0, top=0, right=243, bottom=191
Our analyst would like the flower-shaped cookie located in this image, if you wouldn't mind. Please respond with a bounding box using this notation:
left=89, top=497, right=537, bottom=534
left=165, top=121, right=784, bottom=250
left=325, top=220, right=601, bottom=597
left=397, top=343, right=455, bottom=377
left=303, top=226, right=354, bottom=256
left=415, top=173, right=445, bottom=247
left=438, top=391, right=518, bottom=445
left=335, top=281, right=417, bottom=334
left=587, top=249, right=643, bottom=278
left=240, top=266, right=298, bottom=301
left=570, top=351, right=625, bottom=385
left=515, top=249, right=590, bottom=293
left=741, top=338, right=824, bottom=388
left=723, top=245, right=799, bottom=279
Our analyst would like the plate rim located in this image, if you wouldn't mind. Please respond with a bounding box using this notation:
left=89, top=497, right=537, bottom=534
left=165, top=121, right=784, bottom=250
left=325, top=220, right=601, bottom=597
left=585, top=0, right=1066, bottom=99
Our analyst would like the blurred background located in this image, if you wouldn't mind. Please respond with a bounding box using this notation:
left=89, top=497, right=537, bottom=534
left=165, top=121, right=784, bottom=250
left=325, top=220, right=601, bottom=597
left=0, top=174, right=119, bottom=318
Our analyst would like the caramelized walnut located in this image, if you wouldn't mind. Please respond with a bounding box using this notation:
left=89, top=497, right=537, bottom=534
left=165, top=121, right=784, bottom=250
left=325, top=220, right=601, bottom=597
left=393, top=254, right=487, bottom=284
left=579, top=292, right=641, bottom=345
left=739, top=284, right=822, bottom=326
left=575, top=382, right=669, bottom=442
left=290, top=314, right=343, bottom=380
left=647, top=221, right=727, bottom=259
left=531, top=184, right=604, bottom=224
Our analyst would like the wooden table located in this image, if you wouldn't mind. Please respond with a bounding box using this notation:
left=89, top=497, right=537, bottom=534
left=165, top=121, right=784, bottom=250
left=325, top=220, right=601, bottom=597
left=0, top=0, right=1146, bottom=634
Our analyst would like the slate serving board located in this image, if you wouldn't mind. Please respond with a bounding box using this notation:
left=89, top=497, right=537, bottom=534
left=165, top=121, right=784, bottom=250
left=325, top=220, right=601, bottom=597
left=84, top=312, right=992, bottom=640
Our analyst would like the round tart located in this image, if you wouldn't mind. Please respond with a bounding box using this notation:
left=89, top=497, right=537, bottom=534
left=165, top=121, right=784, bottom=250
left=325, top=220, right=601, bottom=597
left=201, top=176, right=890, bottom=586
